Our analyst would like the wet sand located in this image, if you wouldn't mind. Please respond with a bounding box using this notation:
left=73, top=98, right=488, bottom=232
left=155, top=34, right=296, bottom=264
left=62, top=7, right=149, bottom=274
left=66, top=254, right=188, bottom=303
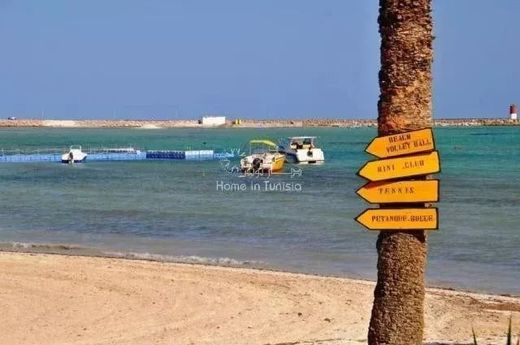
left=0, top=252, right=518, bottom=345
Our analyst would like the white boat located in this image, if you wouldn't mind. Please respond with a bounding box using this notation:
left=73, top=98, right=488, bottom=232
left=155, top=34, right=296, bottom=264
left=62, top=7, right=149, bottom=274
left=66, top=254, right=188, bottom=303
left=240, top=140, right=285, bottom=173
left=279, top=136, right=324, bottom=164
left=61, top=145, right=87, bottom=164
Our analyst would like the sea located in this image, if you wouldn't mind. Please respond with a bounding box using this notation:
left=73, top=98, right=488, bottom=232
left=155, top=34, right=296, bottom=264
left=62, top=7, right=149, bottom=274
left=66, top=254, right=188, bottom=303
left=0, top=126, right=518, bottom=295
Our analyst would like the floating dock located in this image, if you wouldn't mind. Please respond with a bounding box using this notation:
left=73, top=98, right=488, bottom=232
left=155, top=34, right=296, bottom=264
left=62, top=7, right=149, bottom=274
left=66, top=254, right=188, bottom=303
left=0, top=148, right=234, bottom=163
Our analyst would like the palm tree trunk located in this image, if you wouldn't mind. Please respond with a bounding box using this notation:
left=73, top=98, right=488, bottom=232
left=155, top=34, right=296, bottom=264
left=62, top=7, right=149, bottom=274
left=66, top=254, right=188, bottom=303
left=368, top=1, right=433, bottom=344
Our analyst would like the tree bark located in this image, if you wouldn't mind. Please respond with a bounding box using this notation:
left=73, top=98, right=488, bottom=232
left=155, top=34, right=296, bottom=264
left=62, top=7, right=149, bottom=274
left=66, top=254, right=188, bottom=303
left=368, top=1, right=433, bottom=344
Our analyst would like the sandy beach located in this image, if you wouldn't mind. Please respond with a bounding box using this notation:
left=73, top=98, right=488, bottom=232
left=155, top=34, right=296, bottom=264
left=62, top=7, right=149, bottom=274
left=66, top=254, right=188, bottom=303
left=0, top=252, right=518, bottom=345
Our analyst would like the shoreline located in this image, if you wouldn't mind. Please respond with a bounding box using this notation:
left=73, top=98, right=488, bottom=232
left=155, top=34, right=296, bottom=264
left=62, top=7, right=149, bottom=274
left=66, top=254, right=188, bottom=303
left=1, top=243, right=518, bottom=298
left=0, top=251, right=518, bottom=345
left=0, top=118, right=519, bottom=128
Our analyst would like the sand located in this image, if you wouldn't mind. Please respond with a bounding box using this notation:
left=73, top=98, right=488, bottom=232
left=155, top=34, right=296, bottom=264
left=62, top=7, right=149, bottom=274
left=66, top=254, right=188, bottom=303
left=42, top=120, right=80, bottom=127
left=0, top=252, right=518, bottom=345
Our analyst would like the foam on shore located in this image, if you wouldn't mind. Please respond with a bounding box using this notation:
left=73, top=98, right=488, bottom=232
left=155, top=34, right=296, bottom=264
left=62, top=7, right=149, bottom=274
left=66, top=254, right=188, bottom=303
left=0, top=241, right=264, bottom=268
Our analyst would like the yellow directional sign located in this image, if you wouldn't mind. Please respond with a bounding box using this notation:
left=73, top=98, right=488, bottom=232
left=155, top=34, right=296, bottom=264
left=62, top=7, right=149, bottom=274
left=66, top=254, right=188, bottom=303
left=355, top=208, right=439, bottom=231
left=357, top=151, right=440, bottom=182
left=356, top=180, right=439, bottom=204
left=365, top=128, right=435, bottom=158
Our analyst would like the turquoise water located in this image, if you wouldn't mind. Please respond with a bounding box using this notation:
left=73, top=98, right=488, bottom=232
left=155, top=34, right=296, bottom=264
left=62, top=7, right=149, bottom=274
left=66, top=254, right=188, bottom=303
left=0, top=127, right=518, bottom=294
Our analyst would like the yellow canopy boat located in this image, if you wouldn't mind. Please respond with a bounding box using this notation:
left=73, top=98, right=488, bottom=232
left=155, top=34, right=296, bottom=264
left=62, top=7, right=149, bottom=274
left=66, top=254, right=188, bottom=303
left=240, top=140, right=285, bottom=173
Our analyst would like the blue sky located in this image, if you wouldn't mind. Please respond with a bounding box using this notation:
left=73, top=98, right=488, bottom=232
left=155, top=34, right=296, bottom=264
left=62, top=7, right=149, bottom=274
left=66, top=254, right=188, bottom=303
left=0, top=1, right=518, bottom=119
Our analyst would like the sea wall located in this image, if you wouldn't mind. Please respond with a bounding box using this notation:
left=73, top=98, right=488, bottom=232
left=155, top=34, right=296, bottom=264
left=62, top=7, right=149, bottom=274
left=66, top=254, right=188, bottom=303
left=0, top=118, right=518, bottom=128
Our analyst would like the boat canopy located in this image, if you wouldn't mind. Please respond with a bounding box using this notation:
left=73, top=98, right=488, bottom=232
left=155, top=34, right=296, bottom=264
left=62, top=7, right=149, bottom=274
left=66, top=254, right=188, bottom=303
left=249, top=140, right=278, bottom=147
left=287, top=137, right=317, bottom=145
left=287, top=136, right=317, bottom=140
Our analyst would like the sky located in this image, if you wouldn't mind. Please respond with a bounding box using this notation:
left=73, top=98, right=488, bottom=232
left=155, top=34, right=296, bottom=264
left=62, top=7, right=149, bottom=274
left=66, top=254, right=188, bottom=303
left=0, top=0, right=519, bottom=119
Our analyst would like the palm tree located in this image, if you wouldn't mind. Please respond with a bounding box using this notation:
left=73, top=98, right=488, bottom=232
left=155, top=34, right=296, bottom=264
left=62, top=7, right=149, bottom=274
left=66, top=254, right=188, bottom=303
left=367, top=1, right=434, bottom=344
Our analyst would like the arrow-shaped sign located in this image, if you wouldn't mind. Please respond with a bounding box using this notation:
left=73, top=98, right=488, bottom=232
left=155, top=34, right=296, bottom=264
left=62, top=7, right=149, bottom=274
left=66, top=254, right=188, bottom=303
left=365, top=128, right=435, bottom=158
left=357, top=151, right=440, bottom=182
left=355, top=208, right=439, bottom=231
left=356, top=180, right=439, bottom=204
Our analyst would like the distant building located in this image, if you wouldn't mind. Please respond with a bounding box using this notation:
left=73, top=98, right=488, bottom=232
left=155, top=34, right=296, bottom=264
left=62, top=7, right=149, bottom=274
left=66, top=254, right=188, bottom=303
left=200, top=116, right=226, bottom=126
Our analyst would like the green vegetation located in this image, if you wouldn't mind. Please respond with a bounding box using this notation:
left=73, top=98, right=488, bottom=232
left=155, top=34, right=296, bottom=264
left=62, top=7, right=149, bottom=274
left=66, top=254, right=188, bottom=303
left=472, top=317, right=518, bottom=345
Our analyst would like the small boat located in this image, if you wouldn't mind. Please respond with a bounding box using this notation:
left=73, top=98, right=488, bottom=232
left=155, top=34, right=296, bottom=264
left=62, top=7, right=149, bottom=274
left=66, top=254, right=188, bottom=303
left=240, top=140, right=285, bottom=173
left=279, top=136, right=325, bottom=164
left=61, top=145, right=87, bottom=164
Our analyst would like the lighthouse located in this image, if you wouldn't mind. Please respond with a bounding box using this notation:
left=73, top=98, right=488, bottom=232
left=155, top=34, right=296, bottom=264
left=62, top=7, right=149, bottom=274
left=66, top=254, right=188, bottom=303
left=511, top=104, right=518, bottom=120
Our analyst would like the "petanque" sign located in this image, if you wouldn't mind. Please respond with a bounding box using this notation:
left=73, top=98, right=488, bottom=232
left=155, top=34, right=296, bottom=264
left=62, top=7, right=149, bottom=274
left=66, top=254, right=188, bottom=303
left=355, top=208, right=439, bottom=231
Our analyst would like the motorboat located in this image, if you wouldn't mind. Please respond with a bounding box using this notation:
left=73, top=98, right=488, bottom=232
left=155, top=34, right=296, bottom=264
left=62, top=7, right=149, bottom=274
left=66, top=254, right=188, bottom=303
left=61, top=145, right=87, bottom=164
left=240, top=140, right=285, bottom=173
left=278, top=136, right=324, bottom=164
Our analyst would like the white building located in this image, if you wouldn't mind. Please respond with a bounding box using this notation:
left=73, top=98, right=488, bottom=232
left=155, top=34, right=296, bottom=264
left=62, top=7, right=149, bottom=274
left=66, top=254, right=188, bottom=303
left=201, top=116, right=226, bottom=126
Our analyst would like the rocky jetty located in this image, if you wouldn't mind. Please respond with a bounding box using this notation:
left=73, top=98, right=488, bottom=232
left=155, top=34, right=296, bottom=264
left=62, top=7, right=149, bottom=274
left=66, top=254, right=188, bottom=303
left=0, top=118, right=518, bottom=128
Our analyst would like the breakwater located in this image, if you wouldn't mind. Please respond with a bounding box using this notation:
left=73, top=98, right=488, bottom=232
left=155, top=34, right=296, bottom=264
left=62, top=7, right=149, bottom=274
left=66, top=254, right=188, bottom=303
left=0, top=118, right=518, bottom=128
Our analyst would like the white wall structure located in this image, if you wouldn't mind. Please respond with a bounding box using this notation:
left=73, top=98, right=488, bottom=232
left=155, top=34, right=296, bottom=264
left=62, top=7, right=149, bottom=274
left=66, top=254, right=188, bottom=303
left=185, top=150, right=214, bottom=160
left=201, top=116, right=226, bottom=126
